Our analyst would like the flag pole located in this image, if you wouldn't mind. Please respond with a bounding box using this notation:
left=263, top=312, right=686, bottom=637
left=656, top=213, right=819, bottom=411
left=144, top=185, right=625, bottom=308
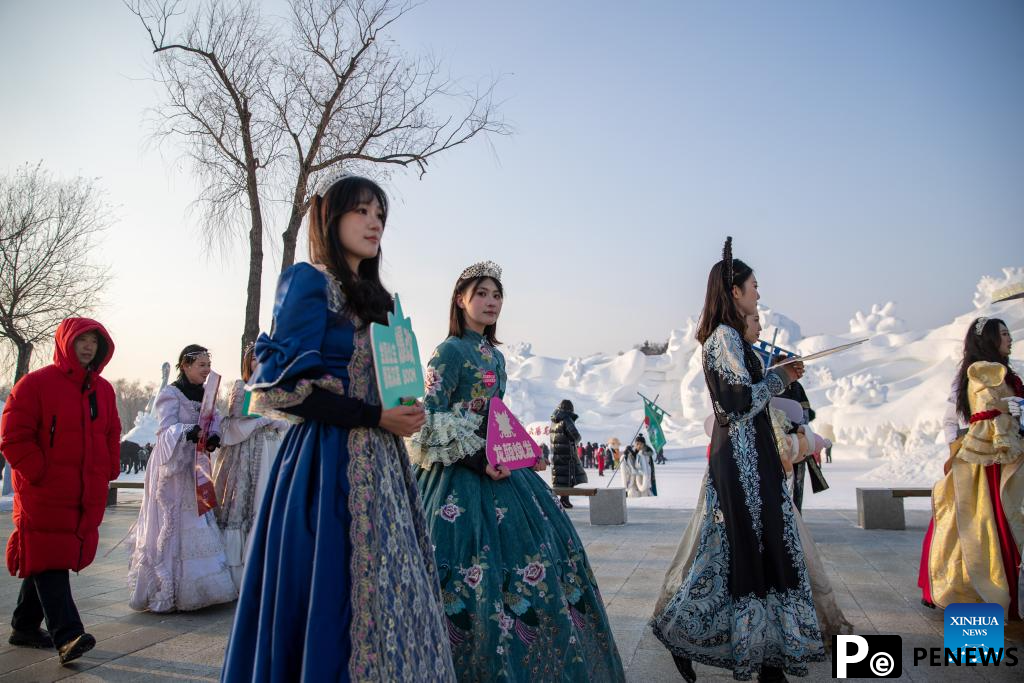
left=606, top=393, right=663, bottom=488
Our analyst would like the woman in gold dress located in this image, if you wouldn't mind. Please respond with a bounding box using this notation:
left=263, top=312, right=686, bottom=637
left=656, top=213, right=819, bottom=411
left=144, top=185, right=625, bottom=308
left=919, top=317, right=1023, bottom=619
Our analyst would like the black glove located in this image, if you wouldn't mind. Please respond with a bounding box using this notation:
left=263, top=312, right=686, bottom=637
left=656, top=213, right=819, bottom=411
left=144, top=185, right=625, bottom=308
left=185, top=425, right=201, bottom=443
left=456, top=417, right=490, bottom=475
left=456, top=448, right=489, bottom=476
left=204, top=434, right=221, bottom=452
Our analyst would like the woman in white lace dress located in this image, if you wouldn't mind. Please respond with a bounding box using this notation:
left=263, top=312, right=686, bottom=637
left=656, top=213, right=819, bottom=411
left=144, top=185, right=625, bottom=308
left=214, top=346, right=289, bottom=589
left=127, top=345, right=237, bottom=612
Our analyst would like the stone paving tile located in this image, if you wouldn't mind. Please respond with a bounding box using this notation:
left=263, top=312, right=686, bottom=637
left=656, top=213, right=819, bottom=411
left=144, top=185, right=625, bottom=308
left=0, top=505, right=1021, bottom=681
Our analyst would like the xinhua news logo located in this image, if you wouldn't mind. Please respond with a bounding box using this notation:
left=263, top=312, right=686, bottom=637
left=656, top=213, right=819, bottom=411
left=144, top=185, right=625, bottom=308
left=907, top=602, right=1019, bottom=667
left=832, top=635, right=901, bottom=678
left=943, top=603, right=1003, bottom=663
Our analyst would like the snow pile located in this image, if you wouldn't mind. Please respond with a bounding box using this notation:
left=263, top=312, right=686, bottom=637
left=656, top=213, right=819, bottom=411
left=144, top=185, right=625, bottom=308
left=860, top=443, right=948, bottom=487
left=123, top=410, right=159, bottom=447
left=825, top=373, right=888, bottom=407
left=504, top=267, right=1023, bottom=493
left=973, top=267, right=1024, bottom=309
left=849, top=302, right=906, bottom=336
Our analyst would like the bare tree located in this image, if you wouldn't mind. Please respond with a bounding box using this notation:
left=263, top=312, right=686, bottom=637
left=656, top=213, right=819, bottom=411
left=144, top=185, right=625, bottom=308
left=0, top=163, right=113, bottom=384
left=273, top=0, right=508, bottom=268
left=128, top=0, right=282, bottom=359
left=113, top=378, right=157, bottom=435
left=127, top=0, right=508, bottom=359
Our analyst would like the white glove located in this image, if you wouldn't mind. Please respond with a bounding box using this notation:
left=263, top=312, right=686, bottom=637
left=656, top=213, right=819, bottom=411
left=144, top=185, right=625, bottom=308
left=1006, top=397, right=1023, bottom=418
left=1006, top=397, right=1024, bottom=430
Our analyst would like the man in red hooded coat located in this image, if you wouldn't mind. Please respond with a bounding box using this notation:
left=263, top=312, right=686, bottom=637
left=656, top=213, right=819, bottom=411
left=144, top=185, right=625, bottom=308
left=1, top=318, right=121, bottom=665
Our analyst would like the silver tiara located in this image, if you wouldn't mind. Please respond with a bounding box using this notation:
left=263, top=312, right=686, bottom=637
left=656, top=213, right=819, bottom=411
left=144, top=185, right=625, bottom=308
left=458, top=260, right=502, bottom=282
left=313, top=168, right=354, bottom=197
left=974, top=317, right=989, bottom=336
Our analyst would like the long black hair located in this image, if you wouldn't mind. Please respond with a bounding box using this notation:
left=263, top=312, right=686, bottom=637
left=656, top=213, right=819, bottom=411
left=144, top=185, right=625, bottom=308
left=696, top=238, right=754, bottom=344
left=308, top=175, right=392, bottom=326
left=954, top=317, right=1014, bottom=421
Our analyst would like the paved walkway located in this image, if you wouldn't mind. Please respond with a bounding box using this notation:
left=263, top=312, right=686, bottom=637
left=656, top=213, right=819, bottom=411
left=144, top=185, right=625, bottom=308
left=0, top=502, right=1020, bottom=681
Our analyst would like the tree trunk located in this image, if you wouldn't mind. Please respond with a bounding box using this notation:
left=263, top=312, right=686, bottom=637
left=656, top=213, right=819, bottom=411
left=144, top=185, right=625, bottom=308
left=280, top=208, right=303, bottom=274
left=13, top=340, right=33, bottom=384
left=280, top=177, right=309, bottom=274
left=242, top=205, right=263, bottom=356
left=239, top=111, right=264, bottom=359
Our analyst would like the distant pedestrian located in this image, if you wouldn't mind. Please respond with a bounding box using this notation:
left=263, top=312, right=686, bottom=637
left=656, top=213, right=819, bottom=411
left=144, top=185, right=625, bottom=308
left=551, top=400, right=587, bottom=508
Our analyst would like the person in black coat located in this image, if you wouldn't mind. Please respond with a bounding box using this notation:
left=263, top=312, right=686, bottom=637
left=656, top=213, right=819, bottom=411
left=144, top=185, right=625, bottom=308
left=550, top=399, right=587, bottom=508
left=775, top=355, right=816, bottom=512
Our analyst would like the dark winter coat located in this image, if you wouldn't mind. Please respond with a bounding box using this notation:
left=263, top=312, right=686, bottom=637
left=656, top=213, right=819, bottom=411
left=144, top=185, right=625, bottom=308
left=1, top=318, right=121, bottom=577
left=550, top=408, right=587, bottom=487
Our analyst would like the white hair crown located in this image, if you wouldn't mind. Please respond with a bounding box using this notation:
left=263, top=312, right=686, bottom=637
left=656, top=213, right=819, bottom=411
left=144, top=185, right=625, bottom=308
left=313, top=168, right=355, bottom=197
left=458, top=260, right=502, bottom=283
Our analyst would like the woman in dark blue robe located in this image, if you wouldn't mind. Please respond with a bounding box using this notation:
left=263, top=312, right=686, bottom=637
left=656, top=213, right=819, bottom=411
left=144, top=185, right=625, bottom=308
left=221, top=174, right=455, bottom=682
left=650, top=239, right=823, bottom=682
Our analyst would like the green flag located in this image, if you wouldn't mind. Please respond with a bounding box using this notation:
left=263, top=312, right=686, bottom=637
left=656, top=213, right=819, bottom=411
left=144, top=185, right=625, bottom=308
left=643, top=396, right=667, bottom=453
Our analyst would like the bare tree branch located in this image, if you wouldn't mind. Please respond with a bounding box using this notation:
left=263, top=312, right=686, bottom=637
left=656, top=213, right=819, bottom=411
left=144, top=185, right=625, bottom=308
left=126, top=0, right=510, bottom=362
left=0, top=164, right=113, bottom=384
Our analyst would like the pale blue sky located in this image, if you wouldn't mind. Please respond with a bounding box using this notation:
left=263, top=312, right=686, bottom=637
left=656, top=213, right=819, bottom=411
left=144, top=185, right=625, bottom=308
left=1, top=0, right=1022, bottom=384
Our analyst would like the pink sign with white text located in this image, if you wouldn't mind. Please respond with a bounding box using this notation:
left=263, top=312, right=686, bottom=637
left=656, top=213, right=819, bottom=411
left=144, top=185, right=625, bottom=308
left=486, top=397, right=540, bottom=470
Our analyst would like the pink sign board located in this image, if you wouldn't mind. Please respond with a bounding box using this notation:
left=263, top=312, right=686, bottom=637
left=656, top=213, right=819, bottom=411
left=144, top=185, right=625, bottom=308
left=486, top=397, right=540, bottom=470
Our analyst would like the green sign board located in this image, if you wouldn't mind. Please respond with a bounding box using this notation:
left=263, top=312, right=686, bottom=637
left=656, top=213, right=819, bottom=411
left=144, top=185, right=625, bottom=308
left=369, top=294, right=425, bottom=408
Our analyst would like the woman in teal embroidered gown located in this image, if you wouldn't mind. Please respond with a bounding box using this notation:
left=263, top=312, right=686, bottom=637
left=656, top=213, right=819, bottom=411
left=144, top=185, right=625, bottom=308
left=408, top=261, right=625, bottom=683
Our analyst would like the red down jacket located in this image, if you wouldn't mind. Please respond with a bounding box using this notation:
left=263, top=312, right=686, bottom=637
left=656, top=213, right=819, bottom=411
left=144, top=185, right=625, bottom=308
left=2, top=318, right=121, bottom=577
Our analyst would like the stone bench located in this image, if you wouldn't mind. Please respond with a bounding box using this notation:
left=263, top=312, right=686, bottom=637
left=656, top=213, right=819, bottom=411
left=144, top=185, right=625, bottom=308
left=856, top=487, right=931, bottom=530
left=552, top=487, right=627, bottom=526
left=107, top=481, right=144, bottom=507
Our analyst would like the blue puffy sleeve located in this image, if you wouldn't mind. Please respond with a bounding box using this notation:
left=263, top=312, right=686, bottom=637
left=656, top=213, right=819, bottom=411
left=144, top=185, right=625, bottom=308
left=247, top=263, right=347, bottom=413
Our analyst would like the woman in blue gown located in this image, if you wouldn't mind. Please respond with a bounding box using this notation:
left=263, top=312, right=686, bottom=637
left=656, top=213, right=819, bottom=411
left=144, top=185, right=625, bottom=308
left=408, top=261, right=625, bottom=682
left=221, top=173, right=455, bottom=682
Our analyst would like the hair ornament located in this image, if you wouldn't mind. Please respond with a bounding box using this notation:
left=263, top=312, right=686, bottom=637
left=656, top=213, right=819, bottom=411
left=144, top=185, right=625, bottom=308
left=182, top=349, right=211, bottom=360
left=313, top=168, right=355, bottom=197
left=458, top=260, right=503, bottom=283
left=243, top=341, right=257, bottom=355
left=974, top=317, right=989, bottom=336
left=722, top=236, right=734, bottom=288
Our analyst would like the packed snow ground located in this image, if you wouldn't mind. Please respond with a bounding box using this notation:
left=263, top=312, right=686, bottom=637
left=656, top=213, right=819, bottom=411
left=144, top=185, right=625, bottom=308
left=539, top=447, right=932, bottom=512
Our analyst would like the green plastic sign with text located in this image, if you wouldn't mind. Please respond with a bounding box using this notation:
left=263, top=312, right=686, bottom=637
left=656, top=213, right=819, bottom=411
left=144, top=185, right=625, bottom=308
left=370, top=294, right=425, bottom=409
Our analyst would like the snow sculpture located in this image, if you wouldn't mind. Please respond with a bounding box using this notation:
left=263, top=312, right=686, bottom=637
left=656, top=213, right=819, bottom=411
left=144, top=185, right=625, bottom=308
left=849, top=302, right=906, bottom=336
left=974, top=267, right=1024, bottom=308
left=826, top=372, right=888, bottom=407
